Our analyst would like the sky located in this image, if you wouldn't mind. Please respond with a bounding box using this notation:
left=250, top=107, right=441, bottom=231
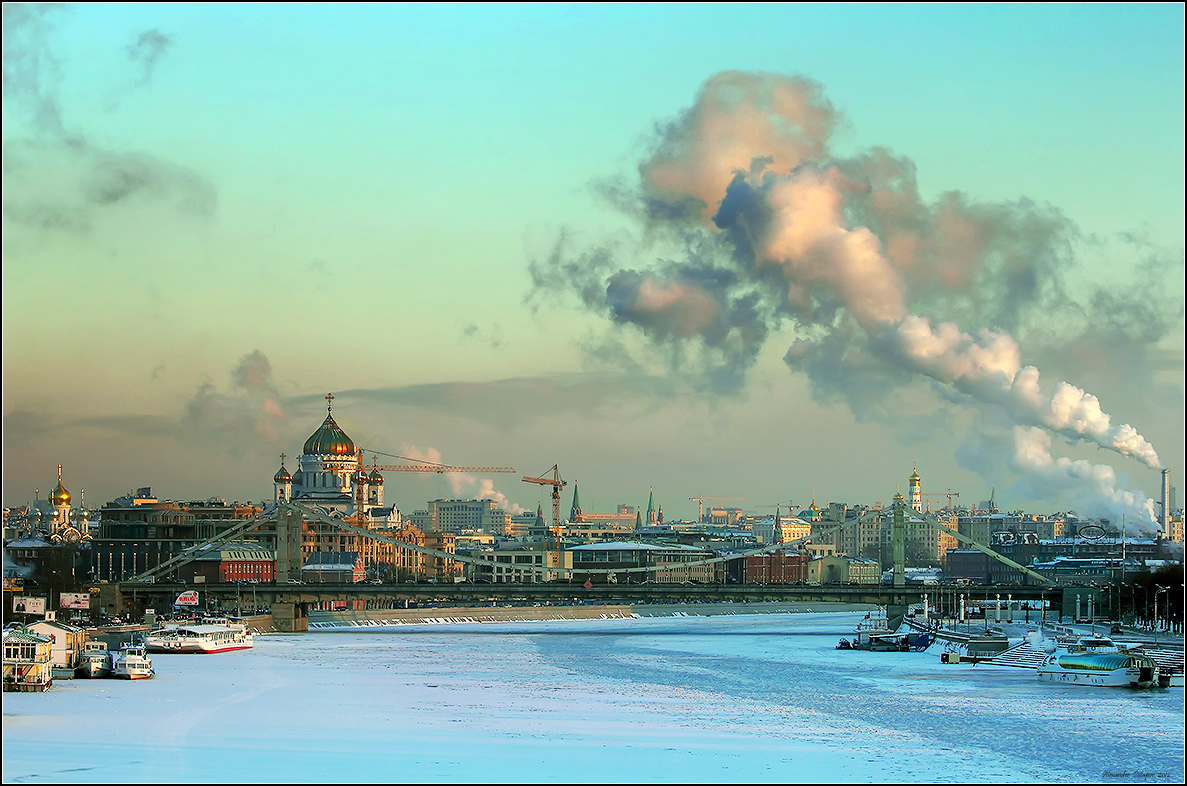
left=3, top=4, right=1184, bottom=531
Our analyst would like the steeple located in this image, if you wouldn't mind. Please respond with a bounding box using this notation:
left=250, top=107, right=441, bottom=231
left=569, top=481, right=582, bottom=522
left=908, top=463, right=922, bottom=513
left=646, top=487, right=655, bottom=526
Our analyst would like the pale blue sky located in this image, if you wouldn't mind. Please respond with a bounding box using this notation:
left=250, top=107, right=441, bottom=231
left=3, top=3, right=1183, bottom=525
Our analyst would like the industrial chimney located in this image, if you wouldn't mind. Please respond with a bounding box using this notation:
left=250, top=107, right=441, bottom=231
left=1160, top=469, right=1170, bottom=535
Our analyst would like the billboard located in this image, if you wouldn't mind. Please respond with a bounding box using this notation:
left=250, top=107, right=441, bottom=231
left=175, top=590, right=200, bottom=606
left=59, top=592, right=91, bottom=610
left=14, top=597, right=47, bottom=614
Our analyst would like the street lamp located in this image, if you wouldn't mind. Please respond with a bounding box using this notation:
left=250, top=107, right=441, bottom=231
left=1154, top=586, right=1168, bottom=645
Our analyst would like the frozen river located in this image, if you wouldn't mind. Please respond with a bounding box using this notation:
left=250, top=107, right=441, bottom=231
left=4, top=611, right=1183, bottom=783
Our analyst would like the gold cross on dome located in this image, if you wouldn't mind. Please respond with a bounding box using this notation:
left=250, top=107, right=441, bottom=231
left=325, top=392, right=334, bottom=412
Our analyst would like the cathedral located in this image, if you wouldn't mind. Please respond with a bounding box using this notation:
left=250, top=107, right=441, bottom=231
left=272, top=394, right=397, bottom=524
left=31, top=465, right=90, bottom=543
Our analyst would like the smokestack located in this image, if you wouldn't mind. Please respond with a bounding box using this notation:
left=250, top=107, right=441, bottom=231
left=1160, top=469, right=1170, bottom=535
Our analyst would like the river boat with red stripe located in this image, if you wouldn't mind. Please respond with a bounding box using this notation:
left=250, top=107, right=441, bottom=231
left=146, top=617, right=252, bottom=654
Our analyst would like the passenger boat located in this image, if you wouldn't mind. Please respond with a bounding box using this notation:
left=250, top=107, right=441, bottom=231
left=75, top=641, right=111, bottom=679
left=1037, top=636, right=1160, bottom=688
left=111, top=644, right=153, bottom=680
left=837, top=610, right=931, bottom=652
left=146, top=617, right=252, bottom=654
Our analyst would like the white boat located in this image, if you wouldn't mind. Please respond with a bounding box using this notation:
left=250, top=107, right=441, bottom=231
left=837, top=610, right=929, bottom=652
left=146, top=617, right=252, bottom=654
left=111, top=644, right=153, bottom=680
left=76, top=641, right=112, bottom=679
left=1037, top=636, right=1160, bottom=688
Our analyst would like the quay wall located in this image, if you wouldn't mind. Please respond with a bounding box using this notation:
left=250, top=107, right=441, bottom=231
left=305, top=605, right=635, bottom=628
left=267, top=600, right=876, bottom=632
left=632, top=600, right=873, bottom=617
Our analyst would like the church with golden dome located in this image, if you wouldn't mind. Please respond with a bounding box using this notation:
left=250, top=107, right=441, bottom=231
left=272, top=394, right=395, bottom=523
left=29, top=464, right=90, bottom=543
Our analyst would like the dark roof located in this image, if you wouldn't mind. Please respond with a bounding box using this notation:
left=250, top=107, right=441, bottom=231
left=302, top=551, right=361, bottom=570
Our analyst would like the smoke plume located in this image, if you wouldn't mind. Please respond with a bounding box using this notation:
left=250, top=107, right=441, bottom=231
left=182, top=350, right=288, bottom=454
left=400, top=444, right=524, bottom=515
left=529, top=69, right=1175, bottom=522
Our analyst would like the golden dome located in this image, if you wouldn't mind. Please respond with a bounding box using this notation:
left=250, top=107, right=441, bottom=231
left=50, top=480, right=71, bottom=507
left=303, top=414, right=355, bottom=456
left=302, top=397, right=356, bottom=457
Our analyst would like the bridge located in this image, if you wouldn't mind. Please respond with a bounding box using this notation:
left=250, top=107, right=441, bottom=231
left=102, top=497, right=1065, bottom=631
left=105, top=579, right=1074, bottom=632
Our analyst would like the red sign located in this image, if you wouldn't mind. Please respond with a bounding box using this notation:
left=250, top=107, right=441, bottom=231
left=584, top=580, right=592, bottom=590
left=175, top=590, right=200, bottom=606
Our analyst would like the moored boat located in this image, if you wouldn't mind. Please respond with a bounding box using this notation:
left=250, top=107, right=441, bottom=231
left=76, top=641, right=112, bottom=678
left=111, top=644, right=153, bottom=680
left=1037, top=635, right=1160, bottom=688
left=146, top=617, right=252, bottom=654
left=837, top=610, right=932, bottom=652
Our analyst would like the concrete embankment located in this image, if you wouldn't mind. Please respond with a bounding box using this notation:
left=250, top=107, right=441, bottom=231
left=304, top=605, right=636, bottom=629
left=290, top=600, right=876, bottom=631
left=632, top=600, right=874, bottom=618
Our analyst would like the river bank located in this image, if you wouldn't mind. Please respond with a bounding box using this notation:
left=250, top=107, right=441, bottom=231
left=299, top=600, right=876, bottom=631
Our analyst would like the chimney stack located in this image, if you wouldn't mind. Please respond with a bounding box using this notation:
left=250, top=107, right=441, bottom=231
left=1160, top=469, right=1170, bottom=535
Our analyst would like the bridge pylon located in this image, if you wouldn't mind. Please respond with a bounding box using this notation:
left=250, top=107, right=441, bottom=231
left=892, top=492, right=906, bottom=589
left=276, top=502, right=304, bottom=584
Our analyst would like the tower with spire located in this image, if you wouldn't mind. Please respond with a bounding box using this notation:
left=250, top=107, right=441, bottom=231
left=569, top=481, right=582, bottom=523
left=909, top=464, right=922, bottom=514
left=646, top=487, right=655, bottom=526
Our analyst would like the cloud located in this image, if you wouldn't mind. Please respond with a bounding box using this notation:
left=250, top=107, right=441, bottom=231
left=528, top=69, right=1178, bottom=511
left=181, top=351, right=289, bottom=455
left=126, top=28, right=172, bottom=86
left=2, top=7, right=215, bottom=237
left=338, top=372, right=681, bottom=429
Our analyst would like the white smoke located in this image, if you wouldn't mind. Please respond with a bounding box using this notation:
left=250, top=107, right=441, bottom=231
left=401, top=444, right=524, bottom=515
left=530, top=69, right=1171, bottom=518
left=889, top=316, right=1161, bottom=468
left=1009, top=427, right=1158, bottom=534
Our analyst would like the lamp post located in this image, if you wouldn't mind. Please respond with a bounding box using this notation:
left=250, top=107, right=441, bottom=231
left=1154, top=586, right=1168, bottom=645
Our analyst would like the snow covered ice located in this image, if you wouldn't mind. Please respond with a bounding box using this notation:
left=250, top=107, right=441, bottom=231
left=3, top=611, right=1183, bottom=783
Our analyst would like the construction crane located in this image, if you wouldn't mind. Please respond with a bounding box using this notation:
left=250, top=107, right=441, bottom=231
left=690, top=495, right=742, bottom=523
left=522, top=465, right=567, bottom=578
left=920, top=490, right=960, bottom=511
left=359, top=449, right=515, bottom=475
left=353, top=449, right=516, bottom=524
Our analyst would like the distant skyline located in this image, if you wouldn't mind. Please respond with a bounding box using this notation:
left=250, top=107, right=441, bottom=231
left=3, top=4, right=1183, bottom=530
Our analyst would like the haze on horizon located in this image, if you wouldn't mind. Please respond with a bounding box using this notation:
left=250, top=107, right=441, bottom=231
left=3, top=4, right=1183, bottom=531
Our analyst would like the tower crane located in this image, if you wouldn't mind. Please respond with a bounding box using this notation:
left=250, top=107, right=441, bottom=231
left=522, top=465, right=567, bottom=578
left=353, top=449, right=516, bottom=523
left=358, top=449, right=515, bottom=475
left=690, top=495, right=742, bottom=523
left=920, top=490, right=960, bottom=511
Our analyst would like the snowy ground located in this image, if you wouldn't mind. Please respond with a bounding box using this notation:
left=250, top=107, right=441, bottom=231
left=3, top=611, right=1183, bottom=783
